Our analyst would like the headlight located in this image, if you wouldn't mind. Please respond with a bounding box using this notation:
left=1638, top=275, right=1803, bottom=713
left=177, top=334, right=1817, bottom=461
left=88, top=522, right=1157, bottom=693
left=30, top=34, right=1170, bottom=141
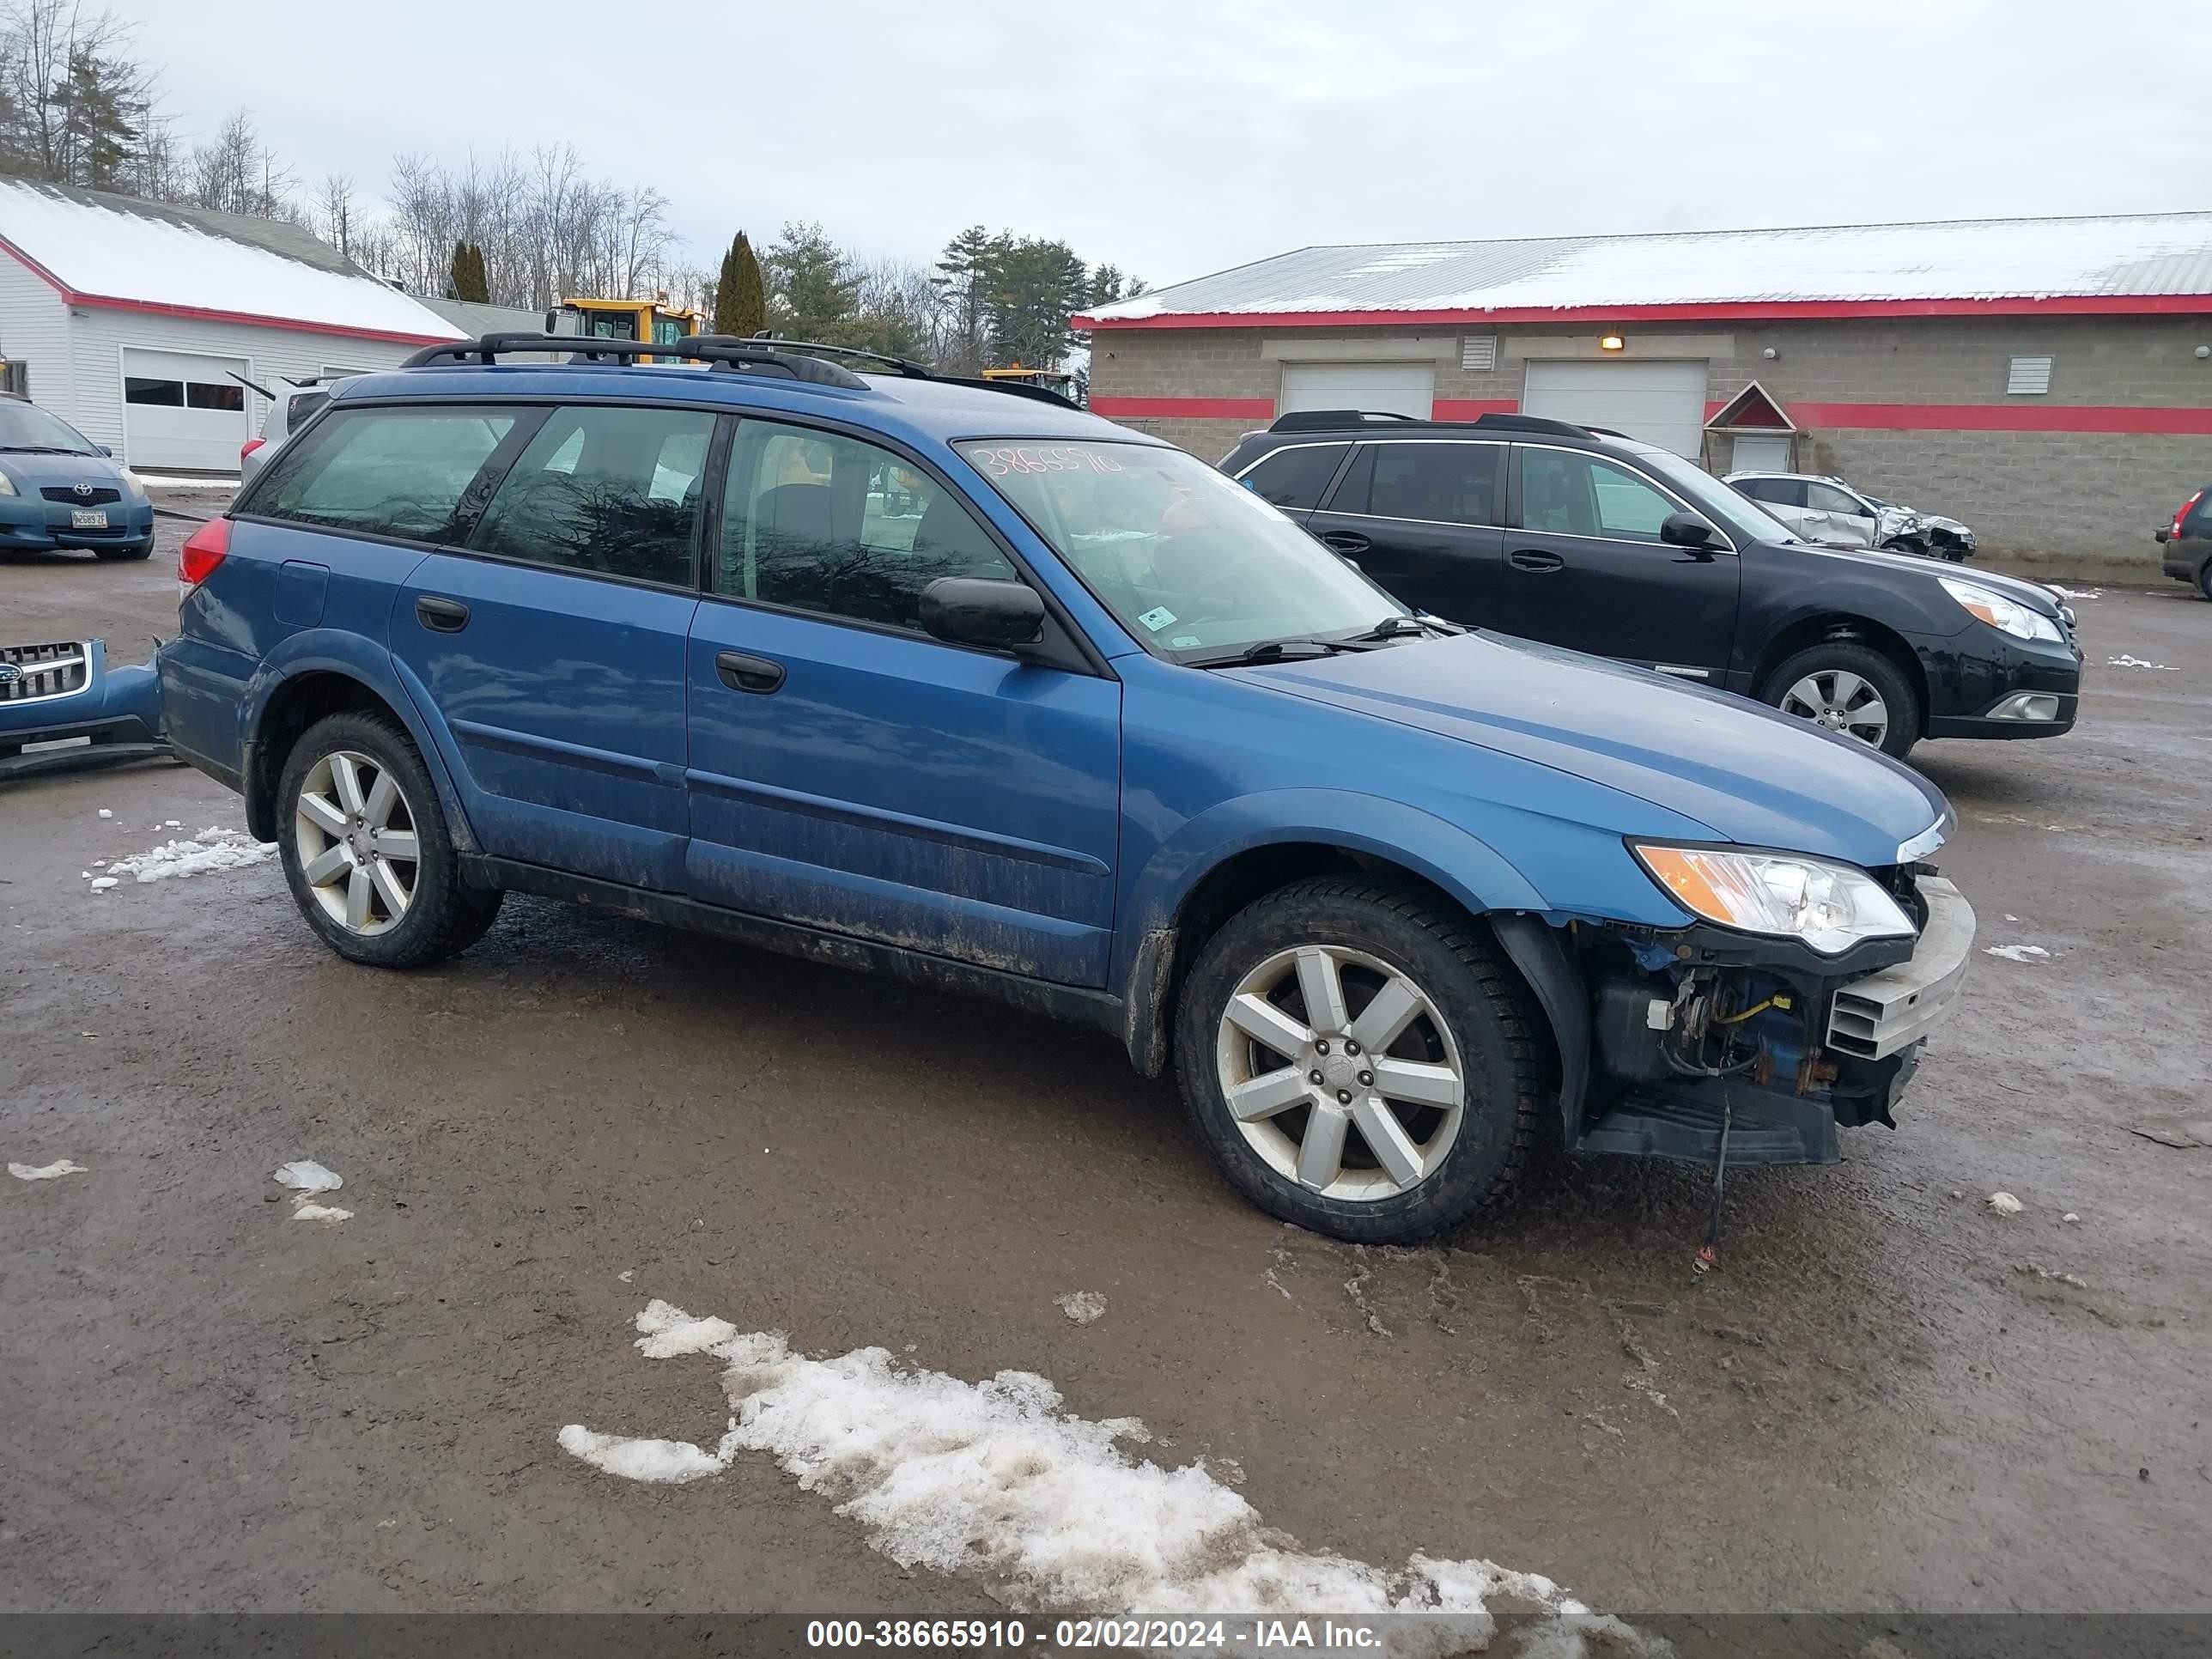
left=0, top=472, right=15, bottom=496
left=1938, top=575, right=2063, bottom=643
left=1632, top=843, right=1916, bottom=956
left=119, top=468, right=148, bottom=500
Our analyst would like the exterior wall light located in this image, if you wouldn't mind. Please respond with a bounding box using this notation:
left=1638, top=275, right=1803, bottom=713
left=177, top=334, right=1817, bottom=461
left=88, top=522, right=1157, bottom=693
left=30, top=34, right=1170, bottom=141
left=1598, top=335, right=1626, bottom=352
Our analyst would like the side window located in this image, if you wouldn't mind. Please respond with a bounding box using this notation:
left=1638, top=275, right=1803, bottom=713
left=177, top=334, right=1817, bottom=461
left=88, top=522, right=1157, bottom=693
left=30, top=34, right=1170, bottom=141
left=469, top=404, right=713, bottom=587
left=1806, top=482, right=1868, bottom=516
left=1519, top=449, right=1680, bottom=544
left=1743, top=477, right=1807, bottom=507
left=1340, top=442, right=1499, bottom=526
left=1239, top=443, right=1346, bottom=511
left=719, top=420, right=1015, bottom=632
left=250, top=405, right=519, bottom=543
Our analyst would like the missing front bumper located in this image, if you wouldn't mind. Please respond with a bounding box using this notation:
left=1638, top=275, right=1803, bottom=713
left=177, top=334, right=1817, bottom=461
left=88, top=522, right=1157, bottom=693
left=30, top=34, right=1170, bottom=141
left=1826, top=877, right=1975, bottom=1060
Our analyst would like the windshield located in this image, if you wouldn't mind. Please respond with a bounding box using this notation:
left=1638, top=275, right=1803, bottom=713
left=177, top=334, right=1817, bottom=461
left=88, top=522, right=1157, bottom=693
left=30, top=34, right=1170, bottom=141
left=1627, top=444, right=1801, bottom=545
left=0, top=402, right=97, bottom=454
left=956, top=440, right=1404, bottom=657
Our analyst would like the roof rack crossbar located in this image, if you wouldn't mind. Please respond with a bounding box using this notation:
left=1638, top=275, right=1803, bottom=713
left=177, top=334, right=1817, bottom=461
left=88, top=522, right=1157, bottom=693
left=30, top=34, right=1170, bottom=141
left=1268, top=409, right=1418, bottom=432
left=1469, top=412, right=1595, bottom=437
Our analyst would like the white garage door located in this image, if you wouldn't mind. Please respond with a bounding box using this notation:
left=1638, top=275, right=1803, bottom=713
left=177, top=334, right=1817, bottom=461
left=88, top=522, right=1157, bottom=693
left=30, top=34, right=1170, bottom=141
left=1279, top=362, right=1435, bottom=420
left=121, top=348, right=251, bottom=471
left=1521, top=360, right=1709, bottom=457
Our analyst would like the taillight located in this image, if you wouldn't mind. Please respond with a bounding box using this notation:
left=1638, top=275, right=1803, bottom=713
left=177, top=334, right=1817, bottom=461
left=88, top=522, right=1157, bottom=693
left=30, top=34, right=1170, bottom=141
left=240, top=436, right=265, bottom=461
left=2175, top=489, right=2204, bottom=539
left=179, top=515, right=232, bottom=590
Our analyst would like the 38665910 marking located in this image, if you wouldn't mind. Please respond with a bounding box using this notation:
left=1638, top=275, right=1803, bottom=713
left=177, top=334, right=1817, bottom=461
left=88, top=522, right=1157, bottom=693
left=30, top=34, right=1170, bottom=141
left=804, top=1617, right=1239, bottom=1649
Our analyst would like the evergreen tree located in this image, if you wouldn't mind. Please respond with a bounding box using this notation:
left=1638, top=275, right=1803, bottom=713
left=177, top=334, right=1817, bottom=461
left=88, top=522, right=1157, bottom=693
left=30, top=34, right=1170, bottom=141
left=712, top=232, right=743, bottom=333
left=446, top=238, right=468, bottom=300
left=763, top=222, right=856, bottom=342
left=729, top=232, right=766, bottom=337
left=932, top=224, right=998, bottom=374
left=446, top=240, right=489, bottom=301
left=60, top=47, right=136, bottom=190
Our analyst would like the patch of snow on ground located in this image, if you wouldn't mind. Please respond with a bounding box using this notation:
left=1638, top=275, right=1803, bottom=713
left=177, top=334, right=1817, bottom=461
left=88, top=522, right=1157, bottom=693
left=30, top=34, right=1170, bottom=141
left=2106, top=655, right=2179, bottom=671
left=135, top=475, right=238, bottom=489
left=104, top=826, right=276, bottom=884
left=1056, top=1291, right=1107, bottom=1326
left=2050, top=586, right=2102, bottom=599
left=290, top=1201, right=352, bottom=1222
left=10, top=1159, right=87, bottom=1181
left=559, top=1300, right=1650, bottom=1650
left=1984, top=945, right=2050, bottom=963
left=1988, top=1192, right=2024, bottom=1216
left=272, top=1159, right=342, bottom=1193
left=96, top=808, right=112, bottom=818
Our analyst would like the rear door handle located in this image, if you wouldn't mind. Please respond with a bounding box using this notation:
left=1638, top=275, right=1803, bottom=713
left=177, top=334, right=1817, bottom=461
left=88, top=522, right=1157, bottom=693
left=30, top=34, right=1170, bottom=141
left=1508, top=549, right=1565, bottom=572
left=415, top=595, right=470, bottom=632
left=1320, top=532, right=1370, bottom=554
left=715, top=650, right=786, bottom=695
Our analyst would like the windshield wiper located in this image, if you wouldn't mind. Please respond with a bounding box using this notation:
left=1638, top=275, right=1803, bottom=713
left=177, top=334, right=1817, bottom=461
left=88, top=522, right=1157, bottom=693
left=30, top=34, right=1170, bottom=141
left=1186, top=636, right=1358, bottom=668
left=1346, top=614, right=1460, bottom=643
left=0, top=444, right=82, bottom=454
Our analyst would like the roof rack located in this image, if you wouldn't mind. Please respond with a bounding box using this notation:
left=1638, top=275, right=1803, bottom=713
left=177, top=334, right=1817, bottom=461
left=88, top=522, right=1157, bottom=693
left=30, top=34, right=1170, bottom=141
left=399, top=332, right=872, bottom=389
left=1469, top=412, right=1594, bottom=438
left=1268, top=409, right=1419, bottom=432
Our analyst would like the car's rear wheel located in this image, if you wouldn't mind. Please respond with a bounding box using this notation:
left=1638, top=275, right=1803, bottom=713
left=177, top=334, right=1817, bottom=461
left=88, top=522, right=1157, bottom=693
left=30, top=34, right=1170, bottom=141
left=93, top=541, right=155, bottom=561
left=1880, top=538, right=1925, bottom=557
left=276, top=710, right=501, bottom=968
left=1759, top=641, right=1920, bottom=761
left=2198, top=560, right=2212, bottom=602
left=1174, top=878, right=1540, bottom=1243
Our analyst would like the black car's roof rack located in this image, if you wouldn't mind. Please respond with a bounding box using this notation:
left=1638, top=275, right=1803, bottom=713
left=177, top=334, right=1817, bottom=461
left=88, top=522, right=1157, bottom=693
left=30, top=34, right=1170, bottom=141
left=1268, top=409, right=1419, bottom=432
left=1468, top=412, right=1595, bottom=437
left=398, top=331, right=1081, bottom=407
left=1263, top=409, right=1607, bottom=441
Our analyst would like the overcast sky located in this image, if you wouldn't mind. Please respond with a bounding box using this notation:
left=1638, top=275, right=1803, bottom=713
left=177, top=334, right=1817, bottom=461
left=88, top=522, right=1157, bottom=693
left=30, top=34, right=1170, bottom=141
left=127, top=0, right=2210, bottom=289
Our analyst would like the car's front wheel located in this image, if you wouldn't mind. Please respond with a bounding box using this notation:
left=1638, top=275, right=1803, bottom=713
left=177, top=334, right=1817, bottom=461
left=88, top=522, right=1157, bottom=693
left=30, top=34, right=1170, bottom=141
left=1759, top=641, right=1921, bottom=761
left=1174, top=878, right=1541, bottom=1243
left=276, top=710, right=501, bottom=969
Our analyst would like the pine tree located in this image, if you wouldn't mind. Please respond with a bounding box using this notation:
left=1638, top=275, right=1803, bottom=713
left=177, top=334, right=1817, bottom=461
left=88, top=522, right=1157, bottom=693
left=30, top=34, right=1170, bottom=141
left=61, top=48, right=137, bottom=191
left=446, top=240, right=489, bottom=302
left=729, top=231, right=767, bottom=337
left=446, top=239, right=468, bottom=301
left=468, top=242, right=490, bottom=302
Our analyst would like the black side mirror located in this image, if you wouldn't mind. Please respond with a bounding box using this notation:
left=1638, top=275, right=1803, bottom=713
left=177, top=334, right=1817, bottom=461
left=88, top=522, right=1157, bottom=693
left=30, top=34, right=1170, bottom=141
left=1660, top=511, right=1717, bottom=550
left=96, top=444, right=114, bottom=458
left=921, top=577, right=1045, bottom=650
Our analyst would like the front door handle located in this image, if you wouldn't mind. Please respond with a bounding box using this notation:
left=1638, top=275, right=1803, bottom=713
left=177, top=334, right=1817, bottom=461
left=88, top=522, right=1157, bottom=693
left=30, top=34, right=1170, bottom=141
left=415, top=595, right=470, bottom=632
left=715, top=650, right=786, bottom=695
left=1508, top=549, right=1565, bottom=573
left=1320, top=532, right=1370, bottom=554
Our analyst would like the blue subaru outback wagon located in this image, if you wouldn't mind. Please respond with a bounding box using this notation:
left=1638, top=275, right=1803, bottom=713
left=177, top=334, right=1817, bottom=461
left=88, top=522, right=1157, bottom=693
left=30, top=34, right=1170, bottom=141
left=159, top=333, right=1975, bottom=1243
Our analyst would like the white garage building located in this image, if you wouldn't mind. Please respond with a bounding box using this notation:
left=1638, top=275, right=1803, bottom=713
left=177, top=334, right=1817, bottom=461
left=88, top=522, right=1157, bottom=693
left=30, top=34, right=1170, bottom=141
left=0, top=177, right=461, bottom=472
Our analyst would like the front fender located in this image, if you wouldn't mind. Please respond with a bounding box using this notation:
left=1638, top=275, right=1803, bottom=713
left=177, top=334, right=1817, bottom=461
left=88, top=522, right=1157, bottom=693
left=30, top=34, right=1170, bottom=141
left=241, top=629, right=475, bottom=851
left=1114, top=787, right=1549, bottom=1074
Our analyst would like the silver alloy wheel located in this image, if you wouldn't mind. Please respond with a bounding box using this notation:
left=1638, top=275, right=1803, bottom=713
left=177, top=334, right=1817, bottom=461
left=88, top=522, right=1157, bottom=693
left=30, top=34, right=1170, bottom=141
left=1780, top=669, right=1890, bottom=747
left=295, top=749, right=419, bottom=936
left=1214, top=944, right=1465, bottom=1201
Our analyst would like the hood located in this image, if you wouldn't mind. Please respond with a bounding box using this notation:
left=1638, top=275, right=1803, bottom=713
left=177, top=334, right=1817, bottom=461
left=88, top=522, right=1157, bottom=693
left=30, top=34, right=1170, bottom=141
left=1229, top=633, right=1949, bottom=870
left=0, top=448, right=131, bottom=494
left=1800, top=544, right=2060, bottom=617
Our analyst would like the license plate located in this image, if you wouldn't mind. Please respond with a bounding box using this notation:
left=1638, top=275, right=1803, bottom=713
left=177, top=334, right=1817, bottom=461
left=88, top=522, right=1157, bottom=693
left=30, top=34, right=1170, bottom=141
left=70, top=508, right=108, bottom=529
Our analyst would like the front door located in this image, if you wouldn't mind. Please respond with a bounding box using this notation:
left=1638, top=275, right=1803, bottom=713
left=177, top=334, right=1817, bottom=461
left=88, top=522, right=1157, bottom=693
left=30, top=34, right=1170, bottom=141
left=1303, top=439, right=1507, bottom=627
left=1494, top=443, right=1741, bottom=680
left=392, top=401, right=713, bottom=891
left=684, top=416, right=1121, bottom=987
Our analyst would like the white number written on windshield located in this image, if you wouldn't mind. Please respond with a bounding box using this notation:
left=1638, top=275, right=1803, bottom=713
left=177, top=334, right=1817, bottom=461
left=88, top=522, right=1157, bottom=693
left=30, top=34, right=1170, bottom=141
left=968, top=445, right=1126, bottom=478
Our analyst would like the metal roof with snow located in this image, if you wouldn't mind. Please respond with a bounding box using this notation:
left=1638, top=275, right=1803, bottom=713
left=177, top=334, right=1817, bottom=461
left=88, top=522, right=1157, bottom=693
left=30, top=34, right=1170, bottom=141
left=0, top=175, right=462, bottom=344
left=1075, top=212, right=2212, bottom=330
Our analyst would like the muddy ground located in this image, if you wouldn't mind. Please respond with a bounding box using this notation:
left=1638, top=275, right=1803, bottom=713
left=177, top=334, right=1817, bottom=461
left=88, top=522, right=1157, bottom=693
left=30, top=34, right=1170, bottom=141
left=3, top=518, right=2207, bottom=1631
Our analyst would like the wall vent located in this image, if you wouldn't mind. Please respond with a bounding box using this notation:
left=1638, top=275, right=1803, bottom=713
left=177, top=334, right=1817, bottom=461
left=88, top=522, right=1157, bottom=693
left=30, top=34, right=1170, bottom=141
left=2006, top=355, right=2053, bottom=395
left=1461, top=335, right=1498, bottom=372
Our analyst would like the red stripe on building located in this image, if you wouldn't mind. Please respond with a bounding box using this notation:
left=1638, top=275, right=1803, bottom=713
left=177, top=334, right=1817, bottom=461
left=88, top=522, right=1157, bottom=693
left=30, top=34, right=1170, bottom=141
left=1431, top=398, right=1518, bottom=420
left=1075, top=294, right=2212, bottom=331
left=1788, top=400, right=2212, bottom=434
left=1087, top=395, right=1276, bottom=419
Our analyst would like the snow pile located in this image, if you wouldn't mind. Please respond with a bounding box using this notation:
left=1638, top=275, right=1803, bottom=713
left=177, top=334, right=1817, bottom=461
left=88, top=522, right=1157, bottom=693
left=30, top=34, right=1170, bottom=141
left=2049, top=586, right=2102, bottom=600
left=290, top=1200, right=353, bottom=1223
left=2106, top=655, right=2178, bottom=671
left=1056, top=1291, right=1108, bottom=1326
left=1984, top=945, right=2051, bottom=963
left=1988, top=1193, right=2025, bottom=1216
left=559, top=1301, right=1650, bottom=1650
left=272, top=1159, right=342, bottom=1193
left=100, top=826, right=276, bottom=884
left=10, top=1159, right=87, bottom=1181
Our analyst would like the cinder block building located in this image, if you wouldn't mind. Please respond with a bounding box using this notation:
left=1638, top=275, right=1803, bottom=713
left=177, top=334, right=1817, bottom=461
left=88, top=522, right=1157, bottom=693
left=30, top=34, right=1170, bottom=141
left=1076, top=214, right=2212, bottom=575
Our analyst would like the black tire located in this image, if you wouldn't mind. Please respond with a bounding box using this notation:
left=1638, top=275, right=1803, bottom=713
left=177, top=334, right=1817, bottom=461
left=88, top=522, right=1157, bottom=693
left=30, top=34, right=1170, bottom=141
left=93, top=541, right=155, bottom=561
left=1758, top=641, right=1921, bottom=762
left=275, top=709, right=501, bottom=969
left=1880, top=538, right=1924, bottom=557
left=2198, top=560, right=2212, bottom=602
left=1173, top=877, right=1542, bottom=1244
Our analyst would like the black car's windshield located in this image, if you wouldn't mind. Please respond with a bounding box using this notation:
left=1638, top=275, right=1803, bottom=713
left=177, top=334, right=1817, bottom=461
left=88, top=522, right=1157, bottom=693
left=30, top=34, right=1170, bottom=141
left=955, top=439, right=1404, bottom=658
left=1626, top=442, right=1800, bottom=544
left=0, top=402, right=98, bottom=455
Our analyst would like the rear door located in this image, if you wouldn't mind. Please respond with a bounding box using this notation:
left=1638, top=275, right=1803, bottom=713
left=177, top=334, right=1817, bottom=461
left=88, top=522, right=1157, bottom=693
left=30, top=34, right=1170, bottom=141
left=390, top=401, right=711, bottom=892
left=1802, top=480, right=1881, bottom=547
left=1494, top=443, right=1741, bottom=679
left=1301, top=439, right=1506, bottom=624
left=1228, top=441, right=1351, bottom=525
left=1732, top=475, right=1819, bottom=538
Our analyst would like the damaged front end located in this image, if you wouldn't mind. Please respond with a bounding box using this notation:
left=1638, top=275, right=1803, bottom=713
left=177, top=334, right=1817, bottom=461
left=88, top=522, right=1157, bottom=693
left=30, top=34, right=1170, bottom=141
left=0, top=638, right=173, bottom=781
left=1498, top=854, right=1975, bottom=1172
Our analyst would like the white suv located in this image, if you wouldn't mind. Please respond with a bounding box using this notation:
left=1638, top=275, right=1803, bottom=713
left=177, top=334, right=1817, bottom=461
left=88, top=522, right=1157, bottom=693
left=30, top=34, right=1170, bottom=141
left=237, top=374, right=362, bottom=486
left=1726, top=471, right=1925, bottom=553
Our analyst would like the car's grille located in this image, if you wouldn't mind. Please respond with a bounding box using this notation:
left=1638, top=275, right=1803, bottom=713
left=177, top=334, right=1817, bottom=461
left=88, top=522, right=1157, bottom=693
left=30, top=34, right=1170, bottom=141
left=0, top=641, right=89, bottom=702
left=40, top=486, right=120, bottom=506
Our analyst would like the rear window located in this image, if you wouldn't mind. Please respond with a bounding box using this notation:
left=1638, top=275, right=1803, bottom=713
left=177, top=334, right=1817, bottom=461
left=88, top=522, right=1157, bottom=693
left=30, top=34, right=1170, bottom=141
left=1333, top=441, right=1501, bottom=526
left=247, top=405, right=519, bottom=544
left=1236, top=443, right=1346, bottom=511
left=282, top=390, right=331, bottom=434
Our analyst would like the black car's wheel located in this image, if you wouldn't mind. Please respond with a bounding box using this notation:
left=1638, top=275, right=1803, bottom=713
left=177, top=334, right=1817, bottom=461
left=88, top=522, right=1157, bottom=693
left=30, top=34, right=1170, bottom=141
left=2199, top=560, right=2212, bottom=602
left=93, top=542, right=155, bottom=561
left=1881, top=538, right=1925, bottom=556
left=1174, top=878, right=1542, bottom=1244
left=1759, top=641, right=1921, bottom=761
left=276, top=710, right=501, bottom=969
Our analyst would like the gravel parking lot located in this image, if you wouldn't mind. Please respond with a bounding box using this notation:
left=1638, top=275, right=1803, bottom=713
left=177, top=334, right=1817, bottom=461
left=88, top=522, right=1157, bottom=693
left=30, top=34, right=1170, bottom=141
left=3, top=517, right=2208, bottom=1634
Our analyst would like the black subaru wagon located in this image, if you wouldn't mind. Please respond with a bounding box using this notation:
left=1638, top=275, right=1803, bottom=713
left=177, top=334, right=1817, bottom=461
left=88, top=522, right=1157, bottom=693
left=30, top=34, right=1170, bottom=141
left=1221, top=411, right=2082, bottom=761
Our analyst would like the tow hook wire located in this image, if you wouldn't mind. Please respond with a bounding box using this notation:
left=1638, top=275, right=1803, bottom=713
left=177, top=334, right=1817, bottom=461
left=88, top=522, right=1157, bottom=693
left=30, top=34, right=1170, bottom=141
left=1717, top=993, right=1792, bottom=1025
left=1693, top=1082, right=1734, bottom=1275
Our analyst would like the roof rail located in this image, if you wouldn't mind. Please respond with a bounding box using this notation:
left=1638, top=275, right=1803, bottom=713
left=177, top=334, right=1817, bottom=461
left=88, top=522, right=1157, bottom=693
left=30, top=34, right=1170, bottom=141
left=937, top=374, right=1080, bottom=409
left=1470, top=412, right=1594, bottom=438
left=1268, top=409, right=1418, bottom=432
left=398, top=331, right=872, bottom=389
left=738, top=331, right=933, bottom=379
